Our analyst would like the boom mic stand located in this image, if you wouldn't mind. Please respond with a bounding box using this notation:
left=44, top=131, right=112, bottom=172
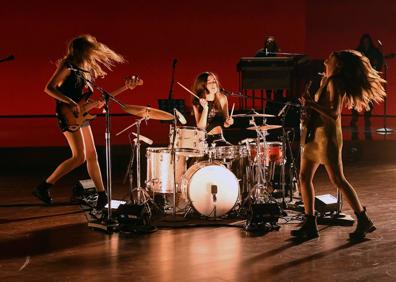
left=376, top=43, right=393, bottom=134
left=70, top=69, right=127, bottom=233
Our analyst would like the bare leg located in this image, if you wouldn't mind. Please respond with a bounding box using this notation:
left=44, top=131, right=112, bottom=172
left=299, top=158, right=320, bottom=215
left=324, top=160, right=364, bottom=213
left=46, top=130, right=86, bottom=184
left=81, top=125, right=105, bottom=192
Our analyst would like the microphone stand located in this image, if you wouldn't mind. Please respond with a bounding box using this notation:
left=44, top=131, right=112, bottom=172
left=72, top=70, right=127, bottom=233
left=376, top=44, right=393, bottom=134
left=167, top=59, right=177, bottom=112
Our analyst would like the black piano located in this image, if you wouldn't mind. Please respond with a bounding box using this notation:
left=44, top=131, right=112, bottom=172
left=236, top=56, right=322, bottom=110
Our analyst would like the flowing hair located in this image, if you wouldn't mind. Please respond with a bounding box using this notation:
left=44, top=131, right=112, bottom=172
left=61, top=34, right=126, bottom=79
left=333, top=50, right=386, bottom=112
left=192, top=72, right=222, bottom=110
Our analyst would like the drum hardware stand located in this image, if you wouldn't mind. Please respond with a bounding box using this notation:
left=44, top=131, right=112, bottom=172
left=243, top=116, right=271, bottom=205
left=277, top=104, right=301, bottom=209
left=164, top=108, right=188, bottom=222
left=128, top=117, right=159, bottom=212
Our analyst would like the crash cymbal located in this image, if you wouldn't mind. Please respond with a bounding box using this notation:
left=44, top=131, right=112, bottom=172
left=122, top=105, right=174, bottom=120
left=247, top=124, right=282, bottom=131
left=233, top=113, right=275, bottom=118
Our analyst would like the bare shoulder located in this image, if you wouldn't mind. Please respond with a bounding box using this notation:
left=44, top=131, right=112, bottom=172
left=216, top=92, right=228, bottom=103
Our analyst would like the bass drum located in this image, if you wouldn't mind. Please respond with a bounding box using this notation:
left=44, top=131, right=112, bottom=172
left=146, top=147, right=187, bottom=193
left=180, top=161, right=239, bottom=217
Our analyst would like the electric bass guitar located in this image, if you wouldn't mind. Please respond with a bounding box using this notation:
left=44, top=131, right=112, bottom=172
left=57, top=75, right=143, bottom=131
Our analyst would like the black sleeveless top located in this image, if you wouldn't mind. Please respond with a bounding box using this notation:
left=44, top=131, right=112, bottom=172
left=206, top=100, right=224, bottom=132
left=57, top=62, right=92, bottom=103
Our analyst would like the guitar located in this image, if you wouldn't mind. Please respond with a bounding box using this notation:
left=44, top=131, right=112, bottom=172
left=57, top=75, right=143, bottom=131
left=299, top=81, right=316, bottom=144
left=57, top=94, right=101, bottom=131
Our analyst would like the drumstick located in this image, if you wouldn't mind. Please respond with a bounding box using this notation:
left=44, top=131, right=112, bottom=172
left=177, top=82, right=200, bottom=99
left=230, top=103, right=235, bottom=117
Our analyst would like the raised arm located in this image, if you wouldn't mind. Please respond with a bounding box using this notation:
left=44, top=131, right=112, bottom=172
left=193, top=99, right=209, bottom=130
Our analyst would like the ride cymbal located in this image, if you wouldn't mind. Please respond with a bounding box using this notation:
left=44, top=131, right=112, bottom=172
left=122, top=105, right=174, bottom=120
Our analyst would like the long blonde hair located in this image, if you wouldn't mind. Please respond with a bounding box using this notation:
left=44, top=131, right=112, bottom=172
left=333, top=50, right=386, bottom=112
left=62, top=34, right=126, bottom=79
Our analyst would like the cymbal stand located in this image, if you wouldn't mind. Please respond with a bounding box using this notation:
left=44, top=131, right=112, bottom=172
left=278, top=105, right=299, bottom=208
left=130, top=116, right=153, bottom=211
left=166, top=109, right=187, bottom=221
left=247, top=117, right=271, bottom=204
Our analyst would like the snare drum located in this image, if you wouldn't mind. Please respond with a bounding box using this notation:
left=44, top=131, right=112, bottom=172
left=209, top=145, right=248, bottom=160
left=180, top=161, right=239, bottom=217
left=146, top=147, right=187, bottom=193
left=247, top=141, right=283, bottom=165
left=169, top=126, right=207, bottom=157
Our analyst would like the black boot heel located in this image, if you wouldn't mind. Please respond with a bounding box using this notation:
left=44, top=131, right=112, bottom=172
left=291, top=214, right=319, bottom=240
left=32, top=181, right=53, bottom=205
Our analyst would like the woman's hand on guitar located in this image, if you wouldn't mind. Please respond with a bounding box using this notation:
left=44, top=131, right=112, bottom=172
left=125, top=75, right=143, bottom=90
left=71, top=100, right=81, bottom=115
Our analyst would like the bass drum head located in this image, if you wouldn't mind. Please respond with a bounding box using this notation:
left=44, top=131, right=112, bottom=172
left=184, top=161, right=239, bottom=217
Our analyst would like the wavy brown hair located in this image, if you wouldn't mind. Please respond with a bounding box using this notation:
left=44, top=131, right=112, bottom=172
left=61, top=34, right=126, bottom=79
left=333, top=50, right=386, bottom=112
left=192, top=72, right=222, bottom=110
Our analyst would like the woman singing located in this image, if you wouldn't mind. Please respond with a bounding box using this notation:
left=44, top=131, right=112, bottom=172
left=292, top=50, right=385, bottom=240
left=192, top=72, right=233, bottom=145
left=33, top=34, right=141, bottom=209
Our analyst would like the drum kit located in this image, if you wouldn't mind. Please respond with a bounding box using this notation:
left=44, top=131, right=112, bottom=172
left=116, top=104, right=298, bottom=221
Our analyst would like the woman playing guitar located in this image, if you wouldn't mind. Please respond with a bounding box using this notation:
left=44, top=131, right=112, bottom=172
left=33, top=34, right=142, bottom=209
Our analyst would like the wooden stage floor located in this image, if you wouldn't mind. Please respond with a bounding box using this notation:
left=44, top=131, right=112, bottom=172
left=1, top=120, right=396, bottom=281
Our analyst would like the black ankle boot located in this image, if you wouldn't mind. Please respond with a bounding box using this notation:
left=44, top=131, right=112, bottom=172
left=32, top=181, right=53, bottom=205
left=96, top=191, right=108, bottom=210
left=349, top=207, right=376, bottom=240
left=291, top=214, right=319, bottom=239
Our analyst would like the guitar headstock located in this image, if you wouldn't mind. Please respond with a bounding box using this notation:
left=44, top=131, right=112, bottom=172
left=125, top=75, right=143, bottom=89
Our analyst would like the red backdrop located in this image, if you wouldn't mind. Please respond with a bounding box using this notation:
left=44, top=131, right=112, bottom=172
left=0, top=0, right=395, bottom=147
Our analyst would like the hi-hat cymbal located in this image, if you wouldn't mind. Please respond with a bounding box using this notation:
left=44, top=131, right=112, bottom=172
left=122, top=105, right=174, bottom=120
left=247, top=124, right=282, bottom=131
left=233, top=113, right=275, bottom=118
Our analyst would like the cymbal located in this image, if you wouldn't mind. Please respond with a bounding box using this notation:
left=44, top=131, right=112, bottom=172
left=122, top=105, right=174, bottom=120
left=233, top=113, right=275, bottom=118
left=247, top=124, right=282, bottom=131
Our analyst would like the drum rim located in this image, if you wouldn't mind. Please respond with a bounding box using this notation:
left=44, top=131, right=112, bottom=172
left=183, top=161, right=239, bottom=217
left=170, top=125, right=207, bottom=133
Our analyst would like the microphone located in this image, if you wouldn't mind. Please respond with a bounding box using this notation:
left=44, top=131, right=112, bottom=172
left=174, top=108, right=187, bottom=125
left=0, top=55, right=15, bottom=63
left=220, top=88, right=244, bottom=97
left=211, top=185, right=217, bottom=202
left=132, top=132, right=153, bottom=145
left=220, top=88, right=231, bottom=96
